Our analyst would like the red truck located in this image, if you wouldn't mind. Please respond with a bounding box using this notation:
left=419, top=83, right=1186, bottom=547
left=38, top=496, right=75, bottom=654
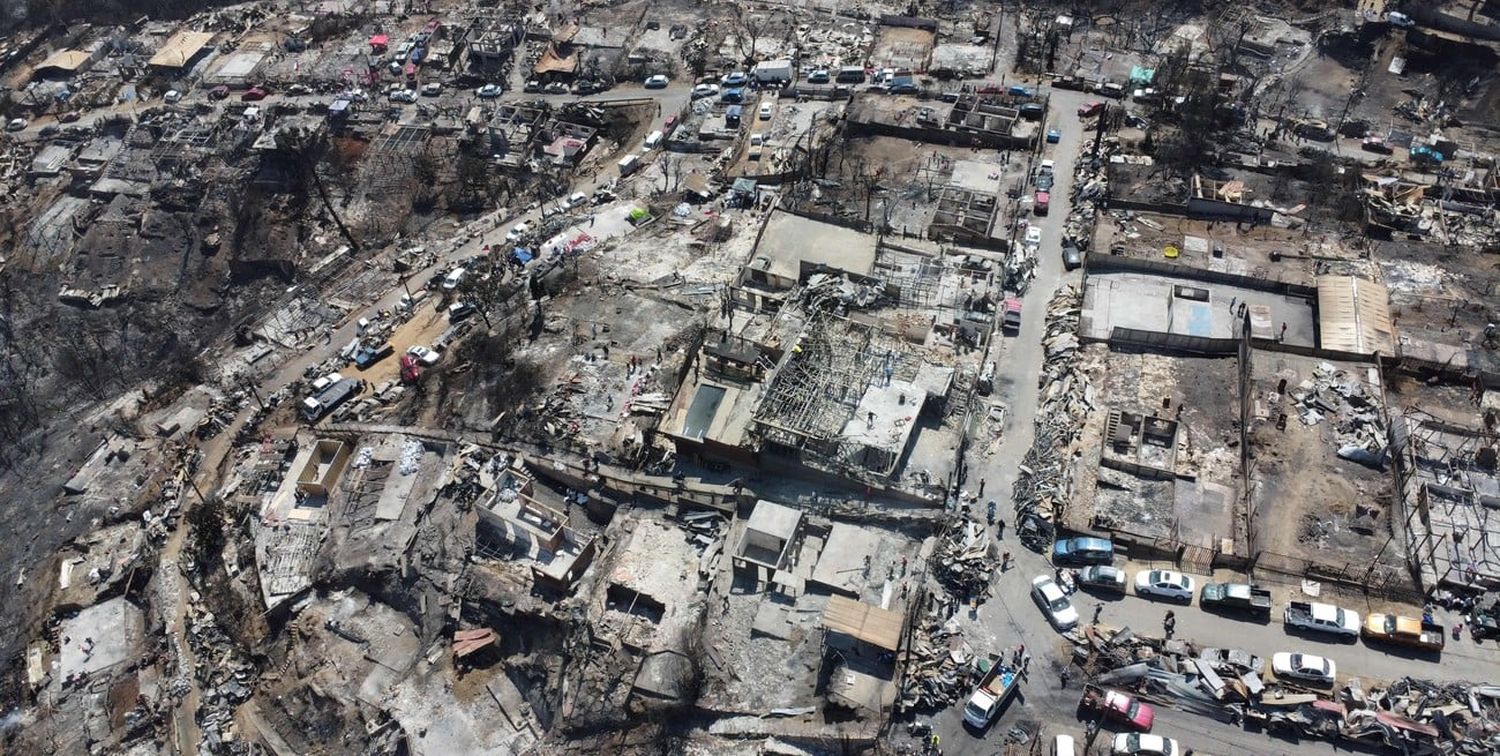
left=1034, top=190, right=1050, bottom=215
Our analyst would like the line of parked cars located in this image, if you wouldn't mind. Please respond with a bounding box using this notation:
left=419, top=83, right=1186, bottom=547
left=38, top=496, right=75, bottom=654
left=1044, top=534, right=1446, bottom=692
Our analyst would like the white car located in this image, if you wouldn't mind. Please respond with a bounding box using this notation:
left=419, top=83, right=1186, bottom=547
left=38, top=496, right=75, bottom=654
left=566, top=192, right=588, bottom=208
left=406, top=345, right=440, bottom=366
left=1031, top=575, right=1079, bottom=631
left=1134, top=570, right=1195, bottom=603
left=1272, top=652, right=1335, bottom=684
left=164, top=89, right=182, bottom=103
left=643, top=74, right=670, bottom=88
left=5, top=117, right=27, bottom=132
left=1024, top=226, right=1043, bottom=247
left=759, top=101, right=774, bottom=120
left=691, top=83, right=720, bottom=99
left=476, top=83, right=503, bottom=98
left=506, top=222, right=531, bottom=242
left=1112, top=733, right=1180, bottom=756
left=421, top=82, right=443, bottom=96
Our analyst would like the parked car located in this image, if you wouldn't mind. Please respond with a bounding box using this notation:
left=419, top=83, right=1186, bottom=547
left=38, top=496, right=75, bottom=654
left=38, top=124, right=58, bottom=137
left=1078, top=101, right=1105, bottom=118
left=691, top=83, right=720, bottom=99
left=421, top=82, right=443, bottom=96
left=1076, top=565, right=1127, bottom=594
left=58, top=111, right=80, bottom=123
left=406, top=345, right=440, bottom=366
left=759, top=100, right=774, bottom=120
left=1024, top=226, right=1043, bottom=247
left=1052, top=537, right=1114, bottom=566
left=1034, top=172, right=1055, bottom=191
left=1047, top=128, right=1062, bottom=143
left=208, top=85, right=231, bottom=100
left=1031, top=575, right=1079, bottom=631
left=1284, top=601, right=1360, bottom=639
left=164, top=89, right=182, bottom=103
left=447, top=301, right=476, bottom=322
left=524, top=79, right=544, bottom=93
left=1080, top=684, right=1155, bottom=731
left=506, top=222, right=531, bottom=242
left=1362, top=613, right=1446, bottom=652
left=1062, top=241, right=1082, bottom=270
left=566, top=192, right=588, bottom=209
left=644, top=74, right=670, bottom=89
left=806, top=68, right=831, bottom=84
left=1111, top=733, right=1180, bottom=756
left=1272, top=652, right=1336, bottom=684
left=721, top=71, right=748, bottom=87
left=1198, top=648, right=1265, bottom=675
left=1199, top=582, right=1272, bottom=618
left=1134, top=570, right=1195, bottom=603
left=240, top=86, right=268, bottom=101
left=476, top=83, right=503, bottom=98
left=5, top=117, right=27, bottom=132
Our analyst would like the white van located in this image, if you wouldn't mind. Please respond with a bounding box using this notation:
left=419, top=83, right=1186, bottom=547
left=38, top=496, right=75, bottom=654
left=618, top=154, right=641, bottom=175
left=1051, top=734, right=1076, bottom=756
left=442, top=267, right=467, bottom=290
left=643, top=130, right=664, bottom=150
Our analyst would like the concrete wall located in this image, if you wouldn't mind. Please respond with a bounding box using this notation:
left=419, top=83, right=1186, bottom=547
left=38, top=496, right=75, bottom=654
left=846, top=117, right=1036, bottom=150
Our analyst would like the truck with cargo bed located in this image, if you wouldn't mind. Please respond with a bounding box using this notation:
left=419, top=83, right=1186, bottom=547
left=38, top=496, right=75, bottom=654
left=1361, top=613, right=1445, bottom=652
left=301, top=378, right=362, bottom=422
left=1284, top=601, right=1360, bottom=639
left=963, top=656, right=1020, bottom=729
left=1199, top=583, right=1272, bottom=618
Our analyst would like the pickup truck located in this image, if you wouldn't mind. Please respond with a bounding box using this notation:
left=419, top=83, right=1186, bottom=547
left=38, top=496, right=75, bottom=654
left=1362, top=613, right=1445, bottom=652
left=1199, top=583, right=1272, bottom=618
left=1284, top=601, right=1360, bottom=639
left=962, top=656, right=1020, bottom=729
left=1079, top=684, right=1154, bottom=732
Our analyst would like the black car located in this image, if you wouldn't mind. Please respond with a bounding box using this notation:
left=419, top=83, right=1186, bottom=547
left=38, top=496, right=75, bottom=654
left=1062, top=242, right=1083, bottom=270
left=1035, top=173, right=1054, bottom=191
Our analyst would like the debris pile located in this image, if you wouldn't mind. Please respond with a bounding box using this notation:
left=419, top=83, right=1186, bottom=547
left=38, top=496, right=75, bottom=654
left=184, top=601, right=259, bottom=749
left=929, top=520, right=994, bottom=597
left=1012, top=285, right=1090, bottom=537
left=1285, top=361, right=1388, bottom=467
left=901, top=605, right=975, bottom=711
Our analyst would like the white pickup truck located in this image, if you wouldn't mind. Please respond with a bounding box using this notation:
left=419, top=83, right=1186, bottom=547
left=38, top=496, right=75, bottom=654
left=1284, top=601, right=1360, bottom=639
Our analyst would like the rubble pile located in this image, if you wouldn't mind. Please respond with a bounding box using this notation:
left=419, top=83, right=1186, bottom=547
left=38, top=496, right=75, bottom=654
left=1012, top=285, right=1090, bottom=538
left=1285, top=361, right=1388, bottom=467
left=1070, top=138, right=1114, bottom=205
left=929, top=520, right=994, bottom=597
left=901, top=600, right=976, bottom=712
left=184, top=601, right=259, bottom=749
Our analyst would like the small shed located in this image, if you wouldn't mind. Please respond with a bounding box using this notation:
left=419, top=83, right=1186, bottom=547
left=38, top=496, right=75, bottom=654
left=736, top=499, right=803, bottom=571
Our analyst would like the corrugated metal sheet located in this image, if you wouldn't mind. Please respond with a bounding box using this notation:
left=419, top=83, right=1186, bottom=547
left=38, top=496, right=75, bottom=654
left=822, top=595, right=902, bottom=652
left=1316, top=275, right=1395, bottom=355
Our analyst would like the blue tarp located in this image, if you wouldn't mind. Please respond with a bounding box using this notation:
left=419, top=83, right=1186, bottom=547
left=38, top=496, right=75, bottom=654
left=511, top=247, right=534, bottom=263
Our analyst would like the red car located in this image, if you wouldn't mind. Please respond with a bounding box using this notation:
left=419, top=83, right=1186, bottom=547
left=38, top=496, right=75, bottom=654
left=1034, top=190, right=1050, bottom=215
left=208, top=85, right=230, bottom=100
left=1077, top=101, right=1105, bottom=118
left=1080, top=684, right=1155, bottom=731
left=240, top=86, right=268, bottom=102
